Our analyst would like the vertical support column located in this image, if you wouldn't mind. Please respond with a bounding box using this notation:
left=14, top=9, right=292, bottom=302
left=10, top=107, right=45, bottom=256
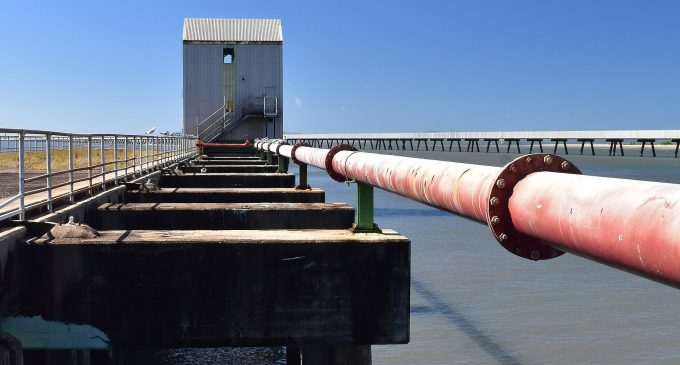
left=277, top=154, right=289, bottom=173
left=266, top=151, right=273, bottom=165
left=68, top=135, right=74, bottom=202
left=18, top=131, right=25, bottom=220
left=296, top=163, right=310, bottom=190
left=354, top=182, right=379, bottom=232
left=45, top=133, right=53, bottom=212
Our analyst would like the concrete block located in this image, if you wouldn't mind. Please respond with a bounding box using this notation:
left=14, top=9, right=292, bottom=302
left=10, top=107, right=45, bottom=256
left=160, top=173, right=295, bottom=188
left=94, top=203, right=354, bottom=230
left=124, top=188, right=325, bottom=204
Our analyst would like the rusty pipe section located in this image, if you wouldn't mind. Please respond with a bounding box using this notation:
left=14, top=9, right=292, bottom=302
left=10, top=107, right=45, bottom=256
left=509, top=172, right=680, bottom=287
left=255, top=140, right=680, bottom=287
left=293, top=146, right=330, bottom=170
left=332, top=150, right=497, bottom=222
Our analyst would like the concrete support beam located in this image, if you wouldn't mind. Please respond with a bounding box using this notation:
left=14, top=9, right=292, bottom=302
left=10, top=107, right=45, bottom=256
left=192, top=160, right=268, bottom=166
left=123, top=188, right=325, bottom=203
left=159, top=173, right=295, bottom=188
left=94, top=202, right=355, bottom=230
left=182, top=165, right=278, bottom=173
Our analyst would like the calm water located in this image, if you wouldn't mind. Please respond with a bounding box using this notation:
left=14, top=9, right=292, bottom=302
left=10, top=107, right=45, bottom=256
left=166, top=150, right=680, bottom=365
left=309, top=150, right=680, bottom=365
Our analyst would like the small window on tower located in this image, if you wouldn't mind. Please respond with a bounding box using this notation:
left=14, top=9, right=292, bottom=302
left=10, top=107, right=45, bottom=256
left=223, top=48, right=234, bottom=64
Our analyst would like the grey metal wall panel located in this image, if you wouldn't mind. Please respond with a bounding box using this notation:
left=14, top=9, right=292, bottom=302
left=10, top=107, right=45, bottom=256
left=183, top=42, right=283, bottom=140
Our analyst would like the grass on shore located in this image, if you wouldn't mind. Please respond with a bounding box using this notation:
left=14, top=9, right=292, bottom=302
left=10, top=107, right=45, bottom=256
left=0, top=149, right=150, bottom=172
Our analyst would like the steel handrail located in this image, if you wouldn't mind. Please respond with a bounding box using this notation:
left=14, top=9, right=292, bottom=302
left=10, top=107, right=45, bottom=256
left=0, top=129, right=198, bottom=221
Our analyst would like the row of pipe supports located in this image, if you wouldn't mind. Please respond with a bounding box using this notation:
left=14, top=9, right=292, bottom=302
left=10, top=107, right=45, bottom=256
left=266, top=142, right=376, bottom=231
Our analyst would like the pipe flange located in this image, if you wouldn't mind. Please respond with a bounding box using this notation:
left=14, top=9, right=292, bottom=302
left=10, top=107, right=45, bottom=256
left=290, top=142, right=309, bottom=165
left=325, top=144, right=357, bottom=182
left=487, top=153, right=581, bottom=261
left=275, top=141, right=289, bottom=156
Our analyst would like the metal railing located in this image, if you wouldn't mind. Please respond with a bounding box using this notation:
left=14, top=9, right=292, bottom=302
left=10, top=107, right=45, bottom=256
left=0, top=129, right=197, bottom=221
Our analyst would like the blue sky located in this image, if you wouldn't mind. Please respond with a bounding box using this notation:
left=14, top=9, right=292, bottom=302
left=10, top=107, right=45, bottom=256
left=0, top=0, right=679, bottom=134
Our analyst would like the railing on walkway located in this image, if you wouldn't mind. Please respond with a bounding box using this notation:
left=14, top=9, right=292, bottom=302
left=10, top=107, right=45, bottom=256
left=0, top=129, right=197, bottom=221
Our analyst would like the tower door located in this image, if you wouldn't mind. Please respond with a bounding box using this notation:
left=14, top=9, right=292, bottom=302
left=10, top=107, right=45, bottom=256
left=223, top=48, right=235, bottom=112
left=264, top=86, right=278, bottom=116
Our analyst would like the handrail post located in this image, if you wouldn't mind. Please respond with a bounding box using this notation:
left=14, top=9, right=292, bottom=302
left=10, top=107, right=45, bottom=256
left=100, top=136, right=105, bottom=189
left=124, top=136, right=129, bottom=180
left=18, top=131, right=25, bottom=220
left=87, top=136, right=92, bottom=194
left=113, top=136, right=118, bottom=185
left=45, top=133, right=53, bottom=212
left=68, top=135, right=74, bottom=202
left=144, top=137, right=149, bottom=172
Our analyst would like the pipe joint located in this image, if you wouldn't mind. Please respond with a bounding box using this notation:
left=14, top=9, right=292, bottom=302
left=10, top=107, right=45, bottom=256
left=488, top=153, right=580, bottom=261
left=290, top=142, right=309, bottom=165
left=325, top=144, right=357, bottom=182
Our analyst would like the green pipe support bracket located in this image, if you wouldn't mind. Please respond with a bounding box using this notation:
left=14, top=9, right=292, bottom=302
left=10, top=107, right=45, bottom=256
left=353, top=182, right=381, bottom=233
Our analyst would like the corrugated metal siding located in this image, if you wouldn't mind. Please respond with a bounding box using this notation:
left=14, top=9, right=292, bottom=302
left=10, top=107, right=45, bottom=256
left=183, top=43, right=283, bottom=139
left=183, top=18, right=283, bottom=42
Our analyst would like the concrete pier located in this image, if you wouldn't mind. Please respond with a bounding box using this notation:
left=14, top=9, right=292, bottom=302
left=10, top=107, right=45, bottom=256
left=2, top=149, right=410, bottom=364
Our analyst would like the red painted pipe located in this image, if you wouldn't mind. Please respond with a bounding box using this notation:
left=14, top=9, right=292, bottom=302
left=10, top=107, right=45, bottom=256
left=510, top=172, right=680, bottom=287
left=256, top=140, right=680, bottom=288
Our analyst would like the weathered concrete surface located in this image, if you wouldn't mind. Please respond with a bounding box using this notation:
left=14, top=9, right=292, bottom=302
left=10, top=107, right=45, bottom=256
left=124, top=188, right=325, bottom=203
left=182, top=165, right=278, bottom=173
left=14, top=229, right=410, bottom=347
left=0, top=226, right=26, bottom=317
left=94, top=202, right=355, bottom=230
left=160, top=173, right=295, bottom=188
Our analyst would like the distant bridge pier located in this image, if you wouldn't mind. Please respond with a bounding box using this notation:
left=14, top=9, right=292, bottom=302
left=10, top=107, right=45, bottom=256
left=431, top=138, right=445, bottom=151
left=505, top=138, right=521, bottom=153
left=527, top=138, right=544, bottom=153
left=577, top=138, right=595, bottom=155
left=607, top=138, right=625, bottom=156
left=447, top=138, right=462, bottom=152
left=465, top=138, right=480, bottom=152
left=637, top=138, right=656, bottom=157
left=484, top=138, right=500, bottom=153
left=551, top=138, right=569, bottom=155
